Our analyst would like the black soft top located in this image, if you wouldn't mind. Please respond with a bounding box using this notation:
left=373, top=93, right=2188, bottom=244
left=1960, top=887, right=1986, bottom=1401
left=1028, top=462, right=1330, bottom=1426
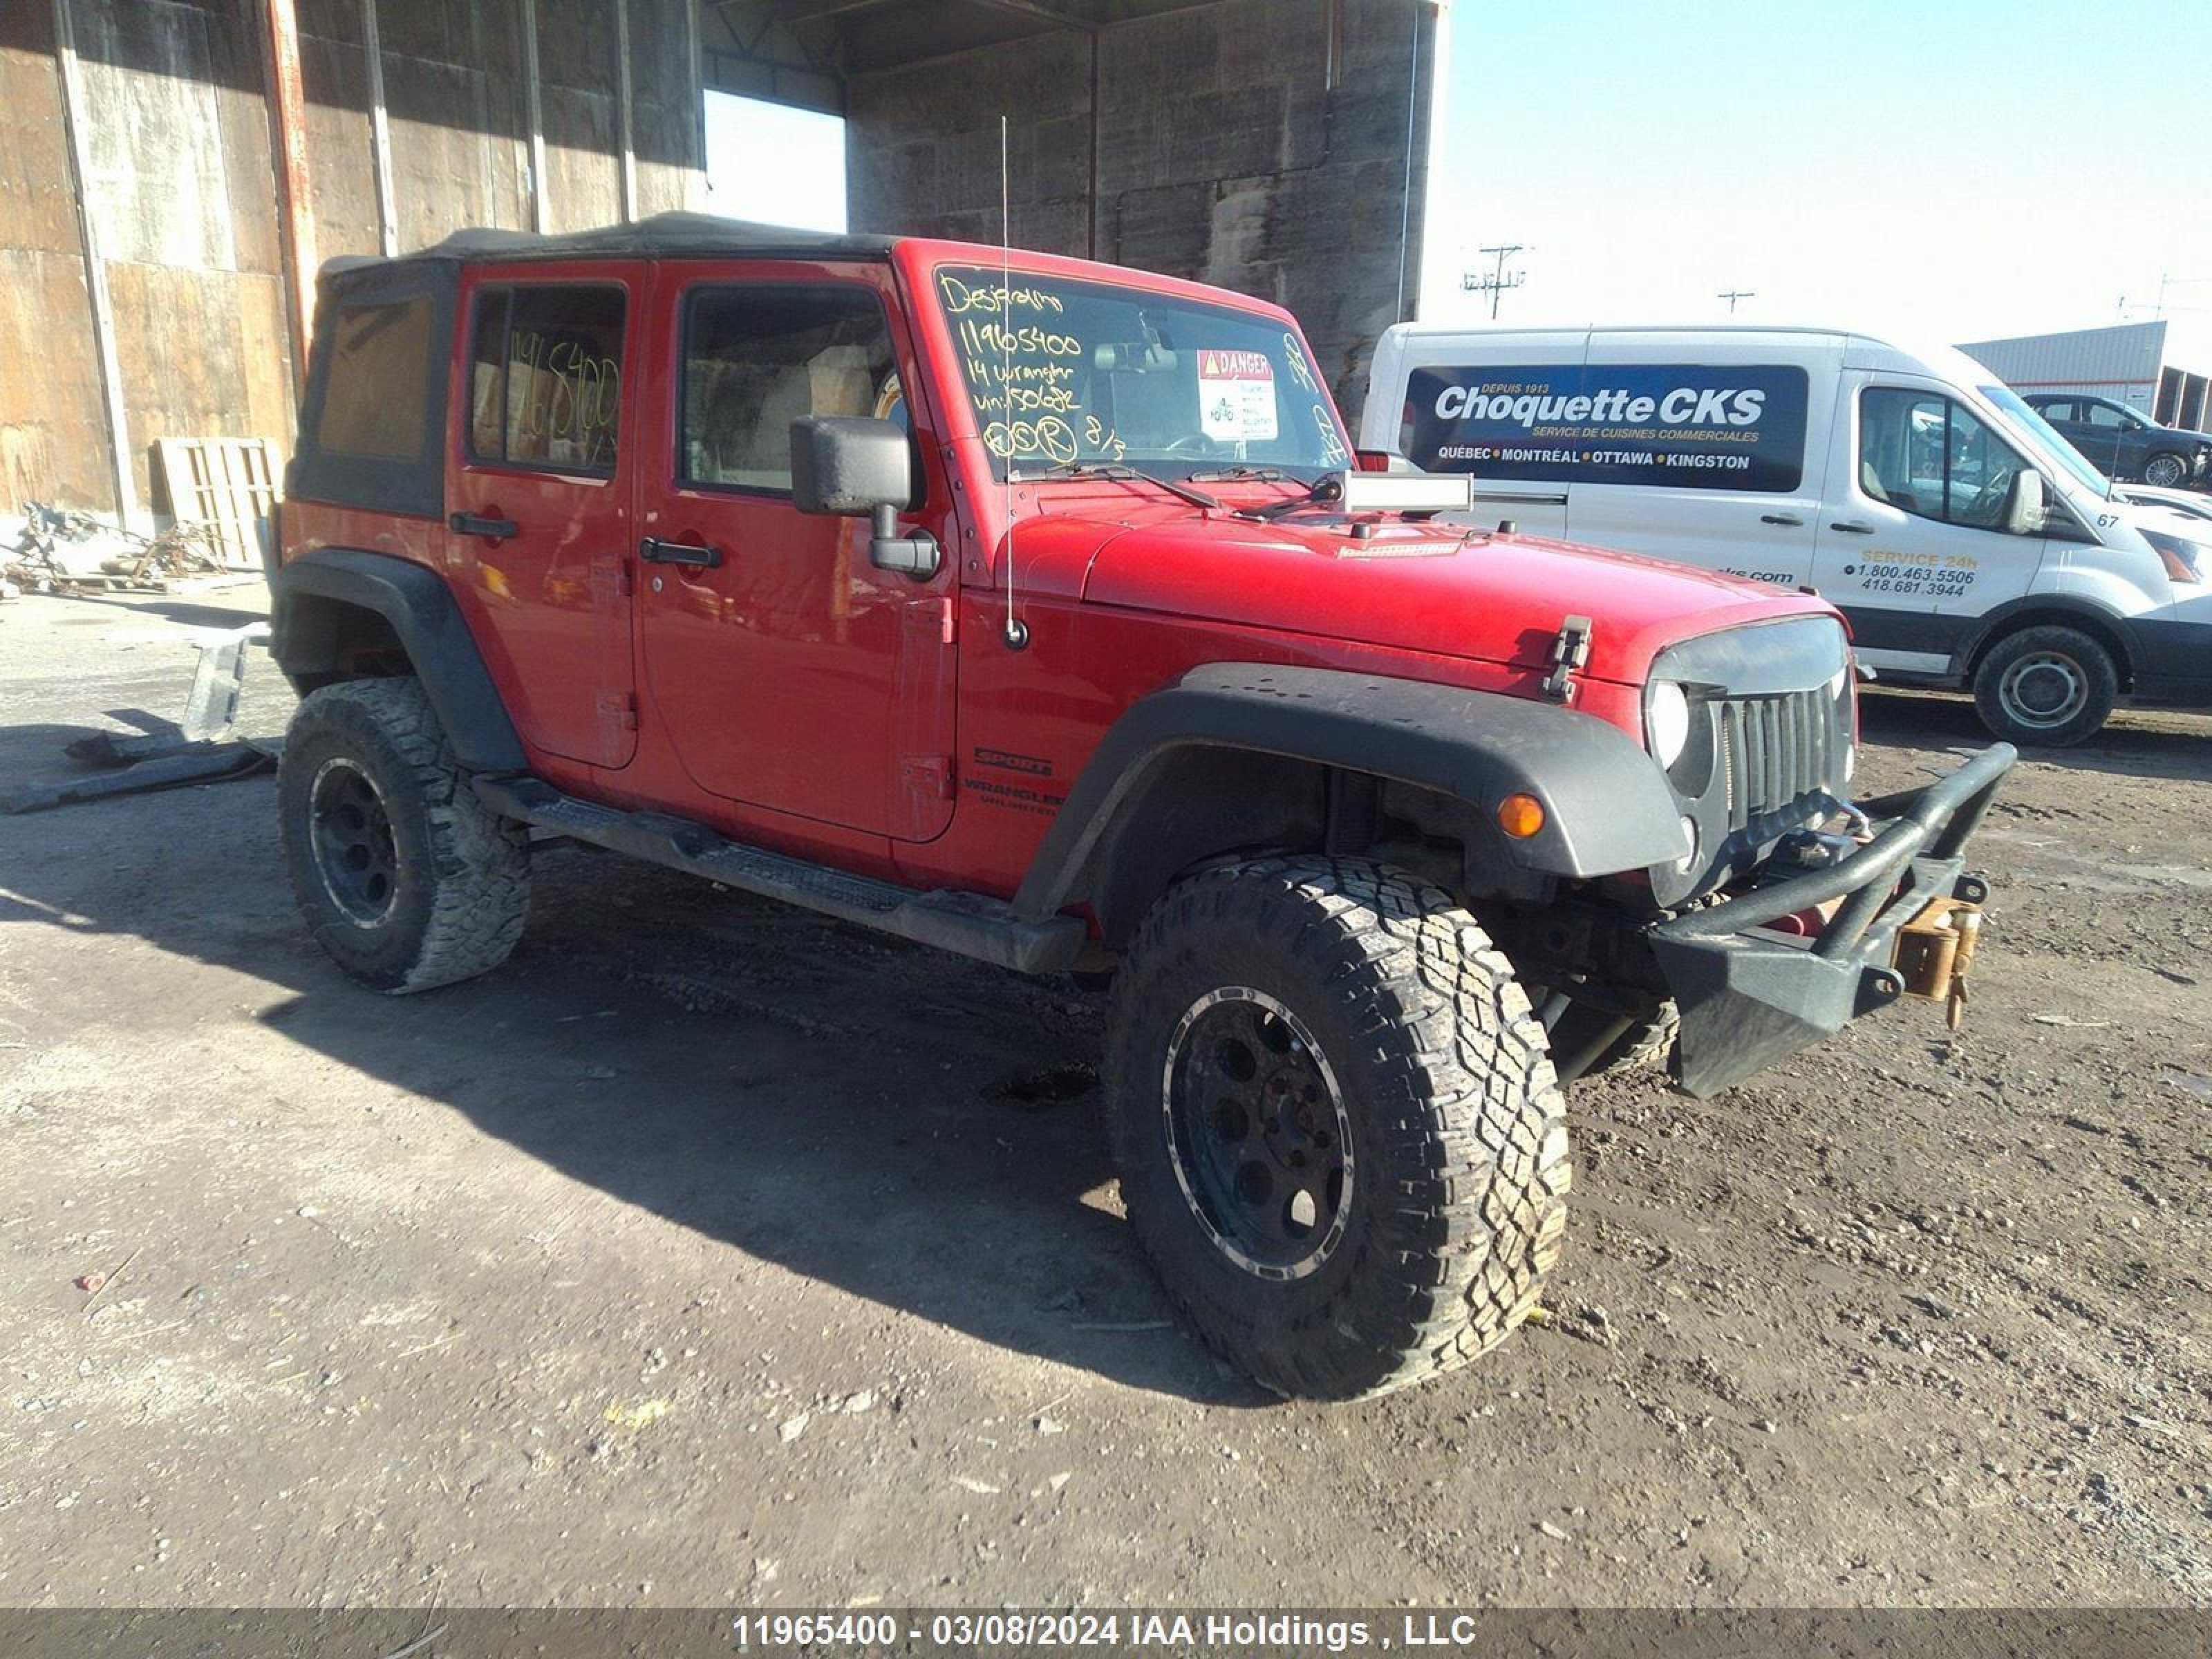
left=293, top=215, right=900, bottom=518
left=321, top=212, right=899, bottom=279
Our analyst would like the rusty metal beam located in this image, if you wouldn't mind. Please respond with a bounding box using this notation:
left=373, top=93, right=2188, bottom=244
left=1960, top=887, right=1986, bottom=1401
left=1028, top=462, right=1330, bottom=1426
left=49, top=0, right=139, bottom=529
left=361, top=0, right=398, bottom=256
left=961, top=0, right=1103, bottom=30
left=616, top=0, right=637, bottom=221
left=686, top=0, right=706, bottom=207
left=749, top=0, right=897, bottom=24
left=261, top=0, right=316, bottom=397
left=522, top=0, right=550, bottom=232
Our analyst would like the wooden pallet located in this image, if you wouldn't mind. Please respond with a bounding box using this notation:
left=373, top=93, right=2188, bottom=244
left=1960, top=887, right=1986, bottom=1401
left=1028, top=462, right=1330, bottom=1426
left=154, top=437, right=280, bottom=570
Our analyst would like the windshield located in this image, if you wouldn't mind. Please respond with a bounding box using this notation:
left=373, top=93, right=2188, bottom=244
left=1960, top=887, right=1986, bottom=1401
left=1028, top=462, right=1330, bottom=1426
left=1978, top=382, right=2112, bottom=496
left=930, top=265, right=1351, bottom=479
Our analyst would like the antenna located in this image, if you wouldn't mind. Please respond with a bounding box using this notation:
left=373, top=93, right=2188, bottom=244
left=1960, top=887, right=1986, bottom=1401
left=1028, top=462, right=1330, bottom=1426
left=1000, top=115, right=1028, bottom=651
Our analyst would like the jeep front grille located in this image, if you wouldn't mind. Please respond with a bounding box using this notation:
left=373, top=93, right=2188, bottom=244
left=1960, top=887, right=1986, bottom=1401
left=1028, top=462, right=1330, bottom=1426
left=1716, top=687, right=1838, bottom=832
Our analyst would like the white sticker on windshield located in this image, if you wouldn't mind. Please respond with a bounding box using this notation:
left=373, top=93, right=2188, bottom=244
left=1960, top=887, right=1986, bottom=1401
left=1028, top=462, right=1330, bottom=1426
left=1197, top=349, right=1278, bottom=442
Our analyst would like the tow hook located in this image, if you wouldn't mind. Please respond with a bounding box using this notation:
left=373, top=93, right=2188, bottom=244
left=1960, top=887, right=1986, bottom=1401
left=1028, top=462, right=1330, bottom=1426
left=1891, top=886, right=1987, bottom=1031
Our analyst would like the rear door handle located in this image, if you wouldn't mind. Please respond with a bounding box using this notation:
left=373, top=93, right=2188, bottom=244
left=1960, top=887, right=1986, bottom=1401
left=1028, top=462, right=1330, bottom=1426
left=1828, top=521, right=1876, bottom=534
left=449, top=510, right=519, bottom=539
left=1760, top=512, right=1805, bottom=526
left=639, top=536, right=723, bottom=569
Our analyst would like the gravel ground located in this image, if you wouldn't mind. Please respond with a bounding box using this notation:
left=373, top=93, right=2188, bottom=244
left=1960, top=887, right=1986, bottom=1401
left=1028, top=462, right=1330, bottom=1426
left=1, top=584, right=2207, bottom=1609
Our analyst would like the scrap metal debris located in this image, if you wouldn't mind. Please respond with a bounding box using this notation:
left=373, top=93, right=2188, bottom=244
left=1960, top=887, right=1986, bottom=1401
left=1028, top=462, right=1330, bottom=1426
left=1, top=623, right=276, bottom=814
left=4, top=502, right=230, bottom=595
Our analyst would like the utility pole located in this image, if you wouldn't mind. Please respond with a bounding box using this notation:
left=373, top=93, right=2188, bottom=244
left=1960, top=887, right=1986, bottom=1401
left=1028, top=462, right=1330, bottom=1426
left=1463, top=243, right=1529, bottom=320
left=1718, top=288, right=1755, bottom=315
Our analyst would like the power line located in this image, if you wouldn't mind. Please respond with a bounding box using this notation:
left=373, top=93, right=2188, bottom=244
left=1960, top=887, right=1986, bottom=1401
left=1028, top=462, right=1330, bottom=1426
left=1462, top=243, right=1529, bottom=320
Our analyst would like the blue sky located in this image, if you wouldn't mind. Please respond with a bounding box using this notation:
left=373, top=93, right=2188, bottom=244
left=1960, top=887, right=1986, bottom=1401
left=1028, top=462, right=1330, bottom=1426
left=1417, top=0, right=2212, bottom=346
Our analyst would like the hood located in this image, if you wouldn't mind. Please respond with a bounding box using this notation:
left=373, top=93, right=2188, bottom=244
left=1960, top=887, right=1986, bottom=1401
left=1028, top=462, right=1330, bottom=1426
left=1054, top=508, right=1830, bottom=684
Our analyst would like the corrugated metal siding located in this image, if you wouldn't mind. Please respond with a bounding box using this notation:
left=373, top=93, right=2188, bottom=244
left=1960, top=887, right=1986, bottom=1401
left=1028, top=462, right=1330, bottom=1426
left=1959, top=320, right=2168, bottom=413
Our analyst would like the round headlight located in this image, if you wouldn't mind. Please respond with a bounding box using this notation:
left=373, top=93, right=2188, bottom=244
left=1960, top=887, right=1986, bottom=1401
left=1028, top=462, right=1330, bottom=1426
left=1647, top=681, right=1691, bottom=769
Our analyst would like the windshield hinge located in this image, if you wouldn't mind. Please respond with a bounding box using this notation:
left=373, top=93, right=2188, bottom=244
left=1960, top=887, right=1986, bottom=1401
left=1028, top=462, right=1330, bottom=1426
left=1541, top=615, right=1593, bottom=703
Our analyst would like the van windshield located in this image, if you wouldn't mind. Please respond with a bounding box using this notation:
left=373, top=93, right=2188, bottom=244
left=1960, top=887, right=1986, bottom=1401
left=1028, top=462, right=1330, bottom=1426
left=1979, top=382, right=2112, bottom=496
left=929, top=266, right=1351, bottom=480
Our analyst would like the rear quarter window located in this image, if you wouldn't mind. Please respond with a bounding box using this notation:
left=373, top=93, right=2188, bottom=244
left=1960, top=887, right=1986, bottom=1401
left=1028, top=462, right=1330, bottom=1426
left=317, top=296, right=433, bottom=460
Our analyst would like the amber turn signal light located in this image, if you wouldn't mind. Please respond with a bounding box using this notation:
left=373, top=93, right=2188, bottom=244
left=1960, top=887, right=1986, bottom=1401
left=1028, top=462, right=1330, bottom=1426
left=1497, top=793, right=1546, bottom=838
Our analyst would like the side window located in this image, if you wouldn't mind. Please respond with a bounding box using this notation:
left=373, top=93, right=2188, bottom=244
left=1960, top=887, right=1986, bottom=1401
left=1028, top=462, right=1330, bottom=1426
left=467, top=285, right=626, bottom=474
left=2038, top=398, right=2075, bottom=423
left=1859, top=388, right=2030, bottom=530
left=2083, top=400, right=2129, bottom=430
left=317, top=296, right=433, bottom=460
left=679, top=285, right=900, bottom=495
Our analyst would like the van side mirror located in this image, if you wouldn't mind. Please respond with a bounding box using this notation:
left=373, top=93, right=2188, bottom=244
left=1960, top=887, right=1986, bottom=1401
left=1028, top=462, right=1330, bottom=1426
left=789, top=415, right=939, bottom=579
left=2003, top=469, right=2047, bottom=536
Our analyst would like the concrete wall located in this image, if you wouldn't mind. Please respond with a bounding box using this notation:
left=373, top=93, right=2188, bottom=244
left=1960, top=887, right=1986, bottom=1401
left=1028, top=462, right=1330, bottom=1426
left=0, top=0, right=704, bottom=523
left=845, top=0, right=1435, bottom=419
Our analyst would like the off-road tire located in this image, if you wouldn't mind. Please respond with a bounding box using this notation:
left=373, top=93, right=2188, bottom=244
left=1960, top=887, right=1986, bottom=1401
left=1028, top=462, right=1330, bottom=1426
left=1971, top=624, right=2118, bottom=747
left=2142, top=451, right=2188, bottom=489
left=279, top=677, right=529, bottom=993
left=1103, top=856, right=1570, bottom=1400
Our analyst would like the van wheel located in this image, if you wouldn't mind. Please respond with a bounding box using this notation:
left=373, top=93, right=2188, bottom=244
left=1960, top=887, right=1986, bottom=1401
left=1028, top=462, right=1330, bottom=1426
left=1103, top=856, right=1570, bottom=1400
left=279, top=677, right=530, bottom=993
left=1971, top=625, right=2117, bottom=746
left=2142, top=451, right=2188, bottom=488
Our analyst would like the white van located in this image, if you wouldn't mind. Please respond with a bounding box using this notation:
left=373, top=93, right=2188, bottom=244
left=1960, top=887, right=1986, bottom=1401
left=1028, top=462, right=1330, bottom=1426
left=1360, top=324, right=2212, bottom=744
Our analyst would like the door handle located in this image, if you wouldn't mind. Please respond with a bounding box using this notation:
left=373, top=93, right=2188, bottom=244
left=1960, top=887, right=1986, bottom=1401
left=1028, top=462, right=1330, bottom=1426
left=449, top=510, right=519, bottom=539
left=1760, top=512, right=1805, bottom=526
left=639, top=536, right=723, bottom=569
left=1828, top=521, right=1876, bottom=534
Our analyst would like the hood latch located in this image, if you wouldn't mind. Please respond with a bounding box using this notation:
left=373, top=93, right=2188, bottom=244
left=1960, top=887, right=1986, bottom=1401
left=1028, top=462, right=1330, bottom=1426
left=1541, top=615, right=1593, bottom=703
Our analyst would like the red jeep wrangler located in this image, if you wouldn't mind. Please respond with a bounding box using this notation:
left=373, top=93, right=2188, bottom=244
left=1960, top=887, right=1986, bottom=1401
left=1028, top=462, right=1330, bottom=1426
left=271, top=214, right=2012, bottom=1400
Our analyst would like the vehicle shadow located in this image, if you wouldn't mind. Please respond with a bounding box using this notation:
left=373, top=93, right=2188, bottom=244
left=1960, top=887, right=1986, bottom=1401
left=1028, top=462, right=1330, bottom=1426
left=0, top=785, right=1261, bottom=1406
left=31, top=588, right=270, bottom=632
left=1858, top=688, right=2212, bottom=785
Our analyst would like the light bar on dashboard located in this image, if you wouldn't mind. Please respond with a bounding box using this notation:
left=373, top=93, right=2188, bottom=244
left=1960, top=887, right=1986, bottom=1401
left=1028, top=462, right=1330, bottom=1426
left=1340, top=471, right=1474, bottom=515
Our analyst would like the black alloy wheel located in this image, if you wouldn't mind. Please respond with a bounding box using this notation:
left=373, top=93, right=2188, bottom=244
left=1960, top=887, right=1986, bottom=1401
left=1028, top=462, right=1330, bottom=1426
left=1161, top=986, right=1353, bottom=1281
left=308, top=757, right=401, bottom=926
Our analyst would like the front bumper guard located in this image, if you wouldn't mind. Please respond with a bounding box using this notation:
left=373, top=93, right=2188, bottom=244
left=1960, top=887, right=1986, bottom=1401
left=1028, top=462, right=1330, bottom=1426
left=1648, top=744, right=2016, bottom=1098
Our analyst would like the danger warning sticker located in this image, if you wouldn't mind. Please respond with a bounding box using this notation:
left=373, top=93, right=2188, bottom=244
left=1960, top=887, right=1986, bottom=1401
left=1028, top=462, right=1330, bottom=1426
left=1197, top=348, right=1277, bottom=442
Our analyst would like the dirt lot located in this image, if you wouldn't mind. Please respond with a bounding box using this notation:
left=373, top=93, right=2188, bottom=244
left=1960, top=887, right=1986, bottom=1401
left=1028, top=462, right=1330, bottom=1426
left=1, top=585, right=2208, bottom=1610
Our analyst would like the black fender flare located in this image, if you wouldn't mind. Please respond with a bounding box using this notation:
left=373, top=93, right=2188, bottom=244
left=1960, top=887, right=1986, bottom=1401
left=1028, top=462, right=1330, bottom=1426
left=1011, top=662, right=1685, bottom=930
left=269, top=547, right=527, bottom=773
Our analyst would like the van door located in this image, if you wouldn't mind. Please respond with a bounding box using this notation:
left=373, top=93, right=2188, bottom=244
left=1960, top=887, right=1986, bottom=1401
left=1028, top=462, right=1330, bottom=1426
left=446, top=266, right=642, bottom=769
left=1562, top=335, right=1833, bottom=589
left=1389, top=330, right=1587, bottom=538
left=633, top=261, right=957, bottom=841
left=1811, top=375, right=2049, bottom=672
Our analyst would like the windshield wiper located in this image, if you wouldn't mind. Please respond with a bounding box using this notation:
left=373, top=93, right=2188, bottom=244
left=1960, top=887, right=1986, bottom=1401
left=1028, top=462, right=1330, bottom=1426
left=1235, top=471, right=1347, bottom=522
left=1184, top=465, right=1286, bottom=483
left=1006, top=460, right=1223, bottom=512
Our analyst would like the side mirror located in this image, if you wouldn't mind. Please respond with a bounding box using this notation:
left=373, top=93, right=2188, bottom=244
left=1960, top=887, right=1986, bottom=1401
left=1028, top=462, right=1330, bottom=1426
left=789, top=415, right=939, bottom=579
left=2003, top=469, right=2048, bottom=536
